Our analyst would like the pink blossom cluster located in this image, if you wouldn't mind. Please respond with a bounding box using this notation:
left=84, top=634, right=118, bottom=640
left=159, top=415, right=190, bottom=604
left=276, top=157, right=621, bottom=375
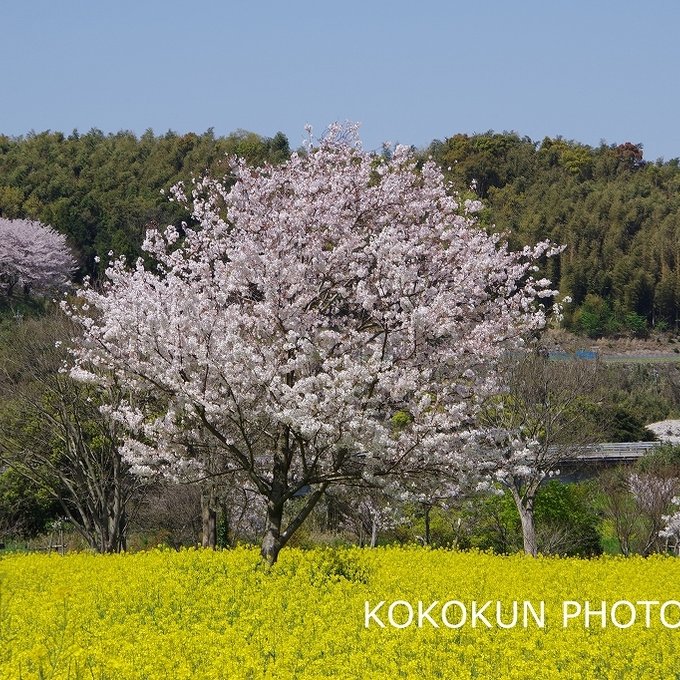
left=0, top=218, right=76, bottom=297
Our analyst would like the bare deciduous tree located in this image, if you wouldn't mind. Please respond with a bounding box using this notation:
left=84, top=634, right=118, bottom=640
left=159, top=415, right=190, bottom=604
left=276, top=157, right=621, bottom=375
left=0, top=312, right=142, bottom=552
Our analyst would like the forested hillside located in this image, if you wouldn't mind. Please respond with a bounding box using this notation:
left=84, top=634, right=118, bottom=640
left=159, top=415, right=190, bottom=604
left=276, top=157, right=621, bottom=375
left=0, top=129, right=290, bottom=278
left=428, top=134, right=680, bottom=335
left=2, top=126, right=680, bottom=557
left=1, top=127, right=679, bottom=335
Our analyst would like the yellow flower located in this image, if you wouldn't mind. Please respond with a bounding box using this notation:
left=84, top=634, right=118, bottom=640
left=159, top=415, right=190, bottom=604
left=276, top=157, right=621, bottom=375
left=1, top=548, right=679, bottom=678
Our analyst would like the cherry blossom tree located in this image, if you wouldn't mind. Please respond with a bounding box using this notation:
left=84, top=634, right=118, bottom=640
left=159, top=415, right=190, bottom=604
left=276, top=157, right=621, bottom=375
left=67, top=124, right=558, bottom=564
left=325, top=479, right=406, bottom=548
left=340, top=492, right=402, bottom=548
left=628, top=472, right=679, bottom=554
left=0, top=218, right=76, bottom=297
left=660, top=497, right=680, bottom=554
left=475, top=350, right=600, bottom=556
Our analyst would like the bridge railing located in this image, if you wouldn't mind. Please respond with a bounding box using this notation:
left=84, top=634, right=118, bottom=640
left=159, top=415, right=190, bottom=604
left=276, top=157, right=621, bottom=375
left=558, top=441, right=662, bottom=462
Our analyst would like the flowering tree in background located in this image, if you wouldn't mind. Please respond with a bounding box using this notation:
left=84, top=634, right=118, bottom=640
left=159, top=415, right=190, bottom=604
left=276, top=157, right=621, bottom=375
left=341, top=492, right=403, bottom=548
left=628, top=472, right=679, bottom=555
left=660, top=497, right=680, bottom=554
left=0, top=218, right=76, bottom=297
left=68, top=124, right=558, bottom=564
left=475, top=351, right=599, bottom=556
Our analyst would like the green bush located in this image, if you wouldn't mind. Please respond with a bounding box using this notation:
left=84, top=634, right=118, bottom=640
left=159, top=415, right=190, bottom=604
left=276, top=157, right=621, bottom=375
left=462, top=482, right=602, bottom=556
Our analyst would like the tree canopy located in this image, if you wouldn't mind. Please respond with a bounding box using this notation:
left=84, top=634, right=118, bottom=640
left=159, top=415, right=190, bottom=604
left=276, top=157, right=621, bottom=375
left=427, top=133, right=680, bottom=333
left=67, top=125, right=557, bottom=563
left=0, top=218, right=76, bottom=297
left=0, top=128, right=291, bottom=279
left=1, top=126, right=679, bottom=334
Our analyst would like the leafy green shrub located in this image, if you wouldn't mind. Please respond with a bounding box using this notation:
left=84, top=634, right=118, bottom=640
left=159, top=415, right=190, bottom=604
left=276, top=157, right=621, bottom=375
left=463, top=482, right=601, bottom=556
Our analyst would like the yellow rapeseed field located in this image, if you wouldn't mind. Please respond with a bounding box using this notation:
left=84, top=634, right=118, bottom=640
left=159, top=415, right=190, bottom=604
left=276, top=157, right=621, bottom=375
left=1, top=547, right=679, bottom=679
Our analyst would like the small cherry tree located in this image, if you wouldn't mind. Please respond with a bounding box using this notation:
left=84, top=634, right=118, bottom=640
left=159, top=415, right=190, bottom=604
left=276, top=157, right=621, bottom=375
left=68, top=125, right=558, bottom=564
left=660, top=498, right=680, bottom=554
left=0, top=218, right=76, bottom=297
left=476, top=351, right=599, bottom=556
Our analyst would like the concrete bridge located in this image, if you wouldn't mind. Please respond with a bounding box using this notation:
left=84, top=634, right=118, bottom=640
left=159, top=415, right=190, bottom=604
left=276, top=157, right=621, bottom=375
left=555, top=441, right=664, bottom=481
left=564, top=441, right=662, bottom=464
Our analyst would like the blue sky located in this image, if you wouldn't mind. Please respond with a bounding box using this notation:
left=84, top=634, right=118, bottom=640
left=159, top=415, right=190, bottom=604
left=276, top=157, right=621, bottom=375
left=3, top=0, right=680, bottom=161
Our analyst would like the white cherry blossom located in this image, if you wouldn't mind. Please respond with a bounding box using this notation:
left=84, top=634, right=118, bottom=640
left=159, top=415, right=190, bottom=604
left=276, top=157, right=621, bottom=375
left=68, top=124, right=557, bottom=563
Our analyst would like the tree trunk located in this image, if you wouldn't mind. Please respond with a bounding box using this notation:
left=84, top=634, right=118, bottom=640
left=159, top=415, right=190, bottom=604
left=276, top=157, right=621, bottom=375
left=370, top=516, right=379, bottom=548
left=260, top=487, right=327, bottom=564
left=105, top=509, right=127, bottom=552
left=259, top=428, right=331, bottom=565
left=424, top=506, right=431, bottom=546
left=261, top=427, right=290, bottom=565
left=510, top=486, right=538, bottom=556
left=201, top=483, right=217, bottom=549
left=518, top=503, right=538, bottom=556
left=104, top=452, right=127, bottom=553
left=218, top=497, right=230, bottom=548
left=261, top=500, right=284, bottom=565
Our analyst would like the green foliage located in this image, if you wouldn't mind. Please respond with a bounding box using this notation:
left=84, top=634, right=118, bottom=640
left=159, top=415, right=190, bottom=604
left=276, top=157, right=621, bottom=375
left=391, top=504, right=467, bottom=548
left=2, top=126, right=679, bottom=334
left=580, top=400, right=655, bottom=443
left=0, top=128, right=291, bottom=280
left=623, top=312, right=649, bottom=338
left=390, top=410, right=413, bottom=431
left=401, top=482, right=602, bottom=557
left=427, top=133, right=680, bottom=335
left=533, top=481, right=602, bottom=556
left=597, top=363, right=680, bottom=426
left=0, top=294, right=48, bottom=323
left=462, top=492, right=521, bottom=553
left=573, top=294, right=619, bottom=338
left=604, top=405, right=655, bottom=442
left=635, top=443, right=680, bottom=474
left=0, top=309, right=136, bottom=552
left=0, top=467, right=61, bottom=538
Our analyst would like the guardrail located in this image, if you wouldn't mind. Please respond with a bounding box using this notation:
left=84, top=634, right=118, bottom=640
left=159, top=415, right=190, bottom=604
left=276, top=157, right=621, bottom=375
left=560, top=441, right=662, bottom=463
